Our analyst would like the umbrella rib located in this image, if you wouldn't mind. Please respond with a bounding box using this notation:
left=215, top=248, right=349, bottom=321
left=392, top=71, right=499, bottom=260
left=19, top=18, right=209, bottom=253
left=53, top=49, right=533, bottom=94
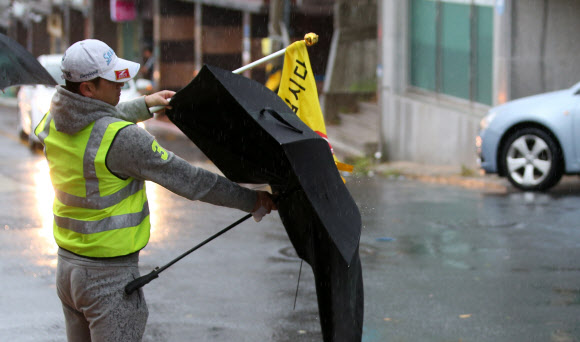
left=293, top=260, right=303, bottom=310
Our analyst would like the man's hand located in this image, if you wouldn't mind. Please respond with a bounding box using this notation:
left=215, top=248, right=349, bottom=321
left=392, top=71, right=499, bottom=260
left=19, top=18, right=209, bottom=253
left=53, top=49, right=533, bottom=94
left=145, top=90, right=175, bottom=111
left=252, top=191, right=277, bottom=222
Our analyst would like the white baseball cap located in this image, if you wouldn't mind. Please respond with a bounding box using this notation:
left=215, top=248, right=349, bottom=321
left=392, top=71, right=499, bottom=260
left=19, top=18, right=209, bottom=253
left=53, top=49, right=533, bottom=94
left=61, top=39, right=140, bottom=83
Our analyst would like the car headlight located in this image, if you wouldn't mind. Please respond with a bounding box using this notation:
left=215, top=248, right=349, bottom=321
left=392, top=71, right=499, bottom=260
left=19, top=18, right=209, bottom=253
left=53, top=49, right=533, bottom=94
left=479, top=111, right=497, bottom=131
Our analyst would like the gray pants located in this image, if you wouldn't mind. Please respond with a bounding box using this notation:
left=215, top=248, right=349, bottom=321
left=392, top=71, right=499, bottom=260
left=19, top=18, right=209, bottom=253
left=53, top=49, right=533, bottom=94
left=56, top=248, right=149, bottom=342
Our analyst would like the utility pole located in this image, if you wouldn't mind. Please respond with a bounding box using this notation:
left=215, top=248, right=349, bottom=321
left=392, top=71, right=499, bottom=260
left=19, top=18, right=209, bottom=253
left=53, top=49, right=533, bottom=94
left=194, top=2, right=202, bottom=74
left=152, top=0, right=161, bottom=89
left=62, top=0, right=70, bottom=50
left=242, top=10, right=251, bottom=78
left=268, top=0, right=284, bottom=65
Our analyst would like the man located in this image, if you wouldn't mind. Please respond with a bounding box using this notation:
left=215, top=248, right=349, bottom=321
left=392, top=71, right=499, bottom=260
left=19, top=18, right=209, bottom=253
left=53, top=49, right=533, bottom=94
left=139, top=44, right=155, bottom=81
left=34, top=39, right=276, bottom=341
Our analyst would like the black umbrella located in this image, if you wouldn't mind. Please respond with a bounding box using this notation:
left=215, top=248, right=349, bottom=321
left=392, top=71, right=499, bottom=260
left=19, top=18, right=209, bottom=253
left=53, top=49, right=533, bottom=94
left=165, top=65, right=363, bottom=341
left=0, top=33, right=57, bottom=90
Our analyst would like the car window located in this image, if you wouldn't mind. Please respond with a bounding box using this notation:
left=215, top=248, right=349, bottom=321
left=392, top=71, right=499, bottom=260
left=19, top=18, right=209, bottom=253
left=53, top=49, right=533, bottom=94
left=44, top=63, right=66, bottom=86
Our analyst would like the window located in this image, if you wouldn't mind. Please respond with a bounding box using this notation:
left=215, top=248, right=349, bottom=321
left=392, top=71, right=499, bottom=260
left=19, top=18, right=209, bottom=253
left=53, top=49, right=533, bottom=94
left=409, top=0, right=493, bottom=105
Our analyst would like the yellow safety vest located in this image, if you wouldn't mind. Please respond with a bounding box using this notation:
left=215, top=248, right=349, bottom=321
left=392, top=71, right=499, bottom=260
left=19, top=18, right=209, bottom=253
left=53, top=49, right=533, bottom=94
left=35, top=113, right=150, bottom=257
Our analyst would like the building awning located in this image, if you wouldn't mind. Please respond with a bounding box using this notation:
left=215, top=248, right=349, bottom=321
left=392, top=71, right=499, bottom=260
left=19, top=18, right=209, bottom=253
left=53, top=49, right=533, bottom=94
left=178, top=0, right=335, bottom=15
left=178, top=0, right=267, bottom=13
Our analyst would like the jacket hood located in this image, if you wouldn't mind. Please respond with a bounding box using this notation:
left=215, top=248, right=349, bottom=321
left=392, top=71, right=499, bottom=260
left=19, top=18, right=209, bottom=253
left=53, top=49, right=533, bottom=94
left=50, top=85, right=120, bottom=135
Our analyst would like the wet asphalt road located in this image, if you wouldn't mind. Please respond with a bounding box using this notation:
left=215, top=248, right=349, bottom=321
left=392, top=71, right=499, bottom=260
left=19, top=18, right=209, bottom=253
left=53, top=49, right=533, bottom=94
left=1, top=105, right=580, bottom=341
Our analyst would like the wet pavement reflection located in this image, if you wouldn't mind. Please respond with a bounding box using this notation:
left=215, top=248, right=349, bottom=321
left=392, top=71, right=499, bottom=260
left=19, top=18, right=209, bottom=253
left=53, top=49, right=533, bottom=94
left=349, top=176, right=580, bottom=342
left=31, top=159, right=58, bottom=259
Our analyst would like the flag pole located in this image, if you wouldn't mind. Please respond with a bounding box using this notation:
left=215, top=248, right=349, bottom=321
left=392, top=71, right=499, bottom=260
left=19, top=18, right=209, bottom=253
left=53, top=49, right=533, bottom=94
left=232, top=33, right=318, bottom=75
left=149, top=33, right=318, bottom=113
left=233, top=48, right=286, bottom=75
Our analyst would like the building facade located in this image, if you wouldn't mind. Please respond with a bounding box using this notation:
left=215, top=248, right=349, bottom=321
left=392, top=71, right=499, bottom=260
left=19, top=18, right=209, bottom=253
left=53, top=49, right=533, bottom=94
left=1, top=0, right=334, bottom=91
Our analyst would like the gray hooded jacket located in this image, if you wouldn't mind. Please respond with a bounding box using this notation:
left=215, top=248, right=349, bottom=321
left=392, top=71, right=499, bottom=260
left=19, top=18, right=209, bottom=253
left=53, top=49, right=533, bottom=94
left=49, top=85, right=257, bottom=213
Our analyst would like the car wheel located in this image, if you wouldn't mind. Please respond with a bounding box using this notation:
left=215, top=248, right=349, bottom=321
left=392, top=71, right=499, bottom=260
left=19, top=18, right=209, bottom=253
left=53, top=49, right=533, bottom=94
left=500, top=127, right=563, bottom=191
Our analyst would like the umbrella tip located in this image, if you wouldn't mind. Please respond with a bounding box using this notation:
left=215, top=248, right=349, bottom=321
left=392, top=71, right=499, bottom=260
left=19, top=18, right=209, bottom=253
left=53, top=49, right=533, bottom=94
left=304, top=33, right=319, bottom=47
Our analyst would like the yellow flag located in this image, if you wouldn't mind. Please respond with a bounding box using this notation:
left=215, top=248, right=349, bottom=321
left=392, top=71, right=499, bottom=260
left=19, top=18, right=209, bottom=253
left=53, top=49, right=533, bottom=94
left=277, top=40, right=353, bottom=175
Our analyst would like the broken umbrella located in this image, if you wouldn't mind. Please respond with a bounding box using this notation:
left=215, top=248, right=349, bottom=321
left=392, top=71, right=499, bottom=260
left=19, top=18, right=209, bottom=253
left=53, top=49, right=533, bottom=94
left=164, top=64, right=364, bottom=341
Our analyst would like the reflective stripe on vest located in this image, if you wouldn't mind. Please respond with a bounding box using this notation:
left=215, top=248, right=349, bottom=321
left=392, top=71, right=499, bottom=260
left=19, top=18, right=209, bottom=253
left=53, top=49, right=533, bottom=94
left=35, top=113, right=150, bottom=258
left=53, top=202, right=149, bottom=234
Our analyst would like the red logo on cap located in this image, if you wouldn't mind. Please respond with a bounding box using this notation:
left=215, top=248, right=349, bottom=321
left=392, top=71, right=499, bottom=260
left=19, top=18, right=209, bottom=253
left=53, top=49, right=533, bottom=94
left=115, top=68, right=130, bottom=80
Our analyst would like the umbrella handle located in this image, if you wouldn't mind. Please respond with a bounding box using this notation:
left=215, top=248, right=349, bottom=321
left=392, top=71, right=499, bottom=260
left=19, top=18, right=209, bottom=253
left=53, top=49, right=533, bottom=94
left=260, top=108, right=303, bottom=134
left=125, top=268, right=160, bottom=295
left=149, top=98, right=172, bottom=114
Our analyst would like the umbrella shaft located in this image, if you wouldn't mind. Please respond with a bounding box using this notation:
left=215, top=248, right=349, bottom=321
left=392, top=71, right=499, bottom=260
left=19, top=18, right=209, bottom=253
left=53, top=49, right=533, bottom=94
left=124, top=213, right=253, bottom=294
left=157, top=213, right=253, bottom=273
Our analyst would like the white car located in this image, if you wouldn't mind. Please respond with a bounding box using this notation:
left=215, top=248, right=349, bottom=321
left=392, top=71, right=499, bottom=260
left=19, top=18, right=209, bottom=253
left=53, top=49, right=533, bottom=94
left=18, top=54, right=145, bottom=149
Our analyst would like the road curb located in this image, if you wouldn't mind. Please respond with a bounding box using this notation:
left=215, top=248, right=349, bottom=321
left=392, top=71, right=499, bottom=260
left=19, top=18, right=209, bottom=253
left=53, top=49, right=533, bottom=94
left=372, top=162, right=509, bottom=192
left=404, top=173, right=508, bottom=192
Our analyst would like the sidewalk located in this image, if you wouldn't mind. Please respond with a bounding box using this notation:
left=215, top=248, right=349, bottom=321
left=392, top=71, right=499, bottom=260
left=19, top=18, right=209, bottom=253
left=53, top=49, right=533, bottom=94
left=324, top=101, right=510, bottom=192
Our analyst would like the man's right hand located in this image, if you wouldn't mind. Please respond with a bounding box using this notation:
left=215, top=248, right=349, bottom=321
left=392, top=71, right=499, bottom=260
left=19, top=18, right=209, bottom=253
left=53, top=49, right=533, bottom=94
left=252, top=191, right=277, bottom=222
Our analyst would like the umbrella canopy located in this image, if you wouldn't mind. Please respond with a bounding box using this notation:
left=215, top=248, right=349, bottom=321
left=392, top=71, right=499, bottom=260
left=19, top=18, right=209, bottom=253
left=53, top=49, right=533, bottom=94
left=167, top=64, right=360, bottom=264
left=166, top=64, right=363, bottom=341
left=0, top=33, right=57, bottom=90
